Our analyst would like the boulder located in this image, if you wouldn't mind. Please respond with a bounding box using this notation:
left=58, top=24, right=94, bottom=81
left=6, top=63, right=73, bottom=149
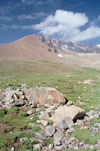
left=53, top=128, right=63, bottom=145
left=50, top=105, right=85, bottom=122
left=54, top=119, right=74, bottom=130
left=25, top=87, right=66, bottom=105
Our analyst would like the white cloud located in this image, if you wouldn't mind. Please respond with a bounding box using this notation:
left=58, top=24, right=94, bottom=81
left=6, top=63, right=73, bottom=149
left=31, top=9, right=100, bottom=43
left=71, top=26, right=100, bottom=42
left=18, top=12, right=46, bottom=20
left=21, top=0, right=37, bottom=5
left=11, top=25, right=20, bottom=29
left=21, top=0, right=26, bottom=3
left=18, top=15, right=35, bottom=20
left=0, top=24, right=8, bottom=30
left=0, top=16, right=12, bottom=21
left=36, top=1, right=43, bottom=5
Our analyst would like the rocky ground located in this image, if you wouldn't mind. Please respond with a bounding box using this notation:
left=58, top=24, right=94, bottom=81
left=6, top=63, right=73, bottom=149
left=0, top=87, right=100, bottom=150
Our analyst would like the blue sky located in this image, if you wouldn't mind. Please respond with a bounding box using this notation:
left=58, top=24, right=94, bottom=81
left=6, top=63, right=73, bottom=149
left=0, top=0, right=100, bottom=45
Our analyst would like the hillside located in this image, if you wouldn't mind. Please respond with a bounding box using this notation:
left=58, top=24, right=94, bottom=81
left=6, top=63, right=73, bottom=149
left=0, top=35, right=65, bottom=63
left=0, top=34, right=100, bottom=69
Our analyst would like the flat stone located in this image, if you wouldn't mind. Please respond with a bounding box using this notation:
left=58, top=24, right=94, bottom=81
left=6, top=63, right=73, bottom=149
left=54, top=118, right=74, bottom=131
left=36, top=131, right=48, bottom=140
left=50, top=105, right=85, bottom=122
left=53, top=128, right=63, bottom=145
left=46, top=126, right=55, bottom=137
left=54, top=145, right=65, bottom=150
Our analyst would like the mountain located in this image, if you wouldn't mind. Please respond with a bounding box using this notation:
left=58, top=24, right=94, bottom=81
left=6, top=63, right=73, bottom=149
left=0, top=34, right=100, bottom=69
left=0, top=34, right=65, bottom=63
left=36, top=35, right=100, bottom=53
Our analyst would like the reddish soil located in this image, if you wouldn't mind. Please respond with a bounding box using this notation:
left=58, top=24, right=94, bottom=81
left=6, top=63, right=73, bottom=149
left=0, top=35, right=66, bottom=63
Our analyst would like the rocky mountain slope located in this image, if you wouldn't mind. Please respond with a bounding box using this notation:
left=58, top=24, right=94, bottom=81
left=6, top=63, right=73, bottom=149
left=36, top=35, right=100, bottom=53
left=0, top=34, right=100, bottom=69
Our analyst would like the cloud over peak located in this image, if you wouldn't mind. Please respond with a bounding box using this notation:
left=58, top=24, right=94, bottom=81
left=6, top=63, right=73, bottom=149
left=32, top=9, right=100, bottom=43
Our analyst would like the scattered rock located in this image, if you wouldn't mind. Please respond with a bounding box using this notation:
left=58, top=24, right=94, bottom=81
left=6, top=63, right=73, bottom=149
left=14, top=99, right=27, bottom=106
left=53, top=128, right=63, bottom=145
left=50, top=105, right=85, bottom=122
left=36, top=131, right=48, bottom=140
left=41, top=120, right=49, bottom=127
left=11, top=147, right=14, bottom=151
left=54, top=119, right=74, bottom=130
left=54, top=145, right=65, bottom=150
left=67, top=101, right=73, bottom=106
left=83, top=79, right=93, bottom=84
left=27, top=109, right=33, bottom=115
left=39, top=111, right=50, bottom=120
left=48, top=144, right=54, bottom=150
left=20, top=137, right=28, bottom=142
left=46, top=126, right=55, bottom=137
left=33, top=143, right=43, bottom=150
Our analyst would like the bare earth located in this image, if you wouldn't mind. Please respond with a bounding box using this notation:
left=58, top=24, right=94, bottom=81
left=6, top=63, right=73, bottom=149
left=0, top=34, right=100, bottom=69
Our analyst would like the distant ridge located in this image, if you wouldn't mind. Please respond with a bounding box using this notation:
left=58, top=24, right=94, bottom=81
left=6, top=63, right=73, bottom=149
left=1, top=34, right=100, bottom=69
left=0, top=34, right=65, bottom=63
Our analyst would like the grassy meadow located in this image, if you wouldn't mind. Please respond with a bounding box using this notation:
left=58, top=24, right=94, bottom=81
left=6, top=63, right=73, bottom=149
left=0, top=58, right=100, bottom=150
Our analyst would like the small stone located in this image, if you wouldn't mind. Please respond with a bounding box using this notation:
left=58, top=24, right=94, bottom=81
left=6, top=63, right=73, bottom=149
left=90, top=145, right=94, bottom=149
left=74, top=146, right=78, bottom=150
left=67, top=127, right=75, bottom=133
left=20, top=137, right=28, bottom=142
left=28, top=123, right=35, bottom=127
left=79, top=142, right=84, bottom=146
left=44, top=104, right=50, bottom=108
left=37, top=120, right=41, bottom=124
left=41, top=120, right=49, bottom=127
left=98, top=139, right=100, bottom=144
left=27, top=109, right=33, bottom=115
left=77, top=119, right=84, bottom=126
left=68, top=144, right=73, bottom=149
left=39, top=111, right=50, bottom=120
left=33, top=144, right=42, bottom=150
left=30, top=117, right=34, bottom=120
left=36, top=131, right=48, bottom=140
left=48, top=144, right=54, bottom=150
left=91, top=133, right=96, bottom=137
left=54, top=145, right=65, bottom=150
left=46, top=126, right=55, bottom=137
left=67, top=101, right=73, bottom=106
left=11, top=147, right=14, bottom=150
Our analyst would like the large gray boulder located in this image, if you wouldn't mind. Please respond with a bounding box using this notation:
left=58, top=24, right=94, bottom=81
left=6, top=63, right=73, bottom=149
left=24, top=87, right=66, bottom=105
left=54, top=119, right=74, bottom=130
left=50, top=105, right=85, bottom=122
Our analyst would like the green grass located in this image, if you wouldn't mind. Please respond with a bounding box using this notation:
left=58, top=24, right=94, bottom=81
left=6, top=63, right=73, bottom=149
left=72, top=125, right=100, bottom=145
left=0, top=109, right=7, bottom=117
left=43, top=138, right=53, bottom=146
left=1, top=58, right=100, bottom=150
